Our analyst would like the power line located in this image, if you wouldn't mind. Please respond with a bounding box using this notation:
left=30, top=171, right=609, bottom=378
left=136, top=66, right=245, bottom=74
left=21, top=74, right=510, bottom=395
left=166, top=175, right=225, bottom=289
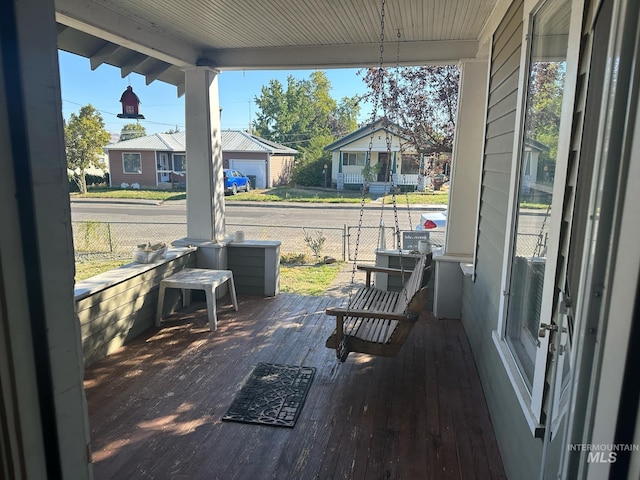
left=62, top=99, right=185, bottom=129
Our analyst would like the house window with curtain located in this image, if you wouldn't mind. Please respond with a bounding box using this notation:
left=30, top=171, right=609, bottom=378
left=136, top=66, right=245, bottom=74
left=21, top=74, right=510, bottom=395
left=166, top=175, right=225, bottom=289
left=342, top=152, right=366, bottom=166
left=123, top=153, right=142, bottom=174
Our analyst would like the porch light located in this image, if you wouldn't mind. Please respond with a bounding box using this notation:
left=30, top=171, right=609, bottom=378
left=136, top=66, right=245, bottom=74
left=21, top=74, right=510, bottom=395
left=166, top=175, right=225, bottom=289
left=117, top=86, right=145, bottom=119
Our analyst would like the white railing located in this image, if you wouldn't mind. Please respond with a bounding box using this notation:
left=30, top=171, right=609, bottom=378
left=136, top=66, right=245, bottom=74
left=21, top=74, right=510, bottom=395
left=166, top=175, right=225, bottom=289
left=341, top=173, right=364, bottom=184
left=395, top=174, right=419, bottom=185
left=339, top=173, right=419, bottom=185
left=157, top=170, right=186, bottom=184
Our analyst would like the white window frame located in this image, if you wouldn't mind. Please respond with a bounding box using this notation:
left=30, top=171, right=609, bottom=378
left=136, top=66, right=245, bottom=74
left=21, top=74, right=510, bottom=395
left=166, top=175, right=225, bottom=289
left=122, top=152, right=142, bottom=174
left=172, top=153, right=186, bottom=173
left=341, top=152, right=366, bottom=166
left=492, top=0, right=583, bottom=436
left=399, top=153, right=420, bottom=175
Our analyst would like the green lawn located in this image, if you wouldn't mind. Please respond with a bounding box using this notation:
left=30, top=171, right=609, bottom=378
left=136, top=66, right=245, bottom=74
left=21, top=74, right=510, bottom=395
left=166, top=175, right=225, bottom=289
left=75, top=258, right=129, bottom=281
left=73, top=186, right=553, bottom=209
left=230, top=187, right=368, bottom=203
left=72, top=187, right=186, bottom=201
left=74, top=185, right=450, bottom=205
left=75, top=256, right=343, bottom=296
left=232, top=187, right=449, bottom=205
left=396, top=191, right=449, bottom=205
left=279, top=262, right=343, bottom=296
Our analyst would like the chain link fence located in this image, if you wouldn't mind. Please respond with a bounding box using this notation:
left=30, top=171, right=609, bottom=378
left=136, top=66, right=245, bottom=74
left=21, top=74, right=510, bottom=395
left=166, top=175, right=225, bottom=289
left=72, top=220, right=447, bottom=264
left=73, top=221, right=187, bottom=263
left=516, top=232, right=547, bottom=258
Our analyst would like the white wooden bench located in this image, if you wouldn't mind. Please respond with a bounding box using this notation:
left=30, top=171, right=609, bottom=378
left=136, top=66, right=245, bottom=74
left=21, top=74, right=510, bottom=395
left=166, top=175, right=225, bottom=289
left=156, top=268, right=238, bottom=330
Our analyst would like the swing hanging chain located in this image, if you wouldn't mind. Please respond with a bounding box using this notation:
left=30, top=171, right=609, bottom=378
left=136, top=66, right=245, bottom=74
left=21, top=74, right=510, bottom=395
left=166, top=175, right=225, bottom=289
left=345, top=184, right=368, bottom=319
left=389, top=27, right=414, bottom=232
left=340, top=0, right=415, bottom=355
left=345, top=0, right=388, bottom=337
left=388, top=33, right=411, bottom=313
left=533, top=204, right=551, bottom=257
left=379, top=0, right=386, bottom=63
left=382, top=24, right=411, bottom=309
left=396, top=30, right=414, bottom=231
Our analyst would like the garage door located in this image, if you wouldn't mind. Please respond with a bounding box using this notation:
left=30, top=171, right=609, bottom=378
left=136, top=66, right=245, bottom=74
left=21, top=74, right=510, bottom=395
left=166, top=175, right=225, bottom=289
left=229, top=159, right=266, bottom=189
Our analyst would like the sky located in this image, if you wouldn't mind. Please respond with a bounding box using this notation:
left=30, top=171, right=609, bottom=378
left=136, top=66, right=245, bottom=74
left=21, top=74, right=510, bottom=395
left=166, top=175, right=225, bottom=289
left=58, top=50, right=371, bottom=138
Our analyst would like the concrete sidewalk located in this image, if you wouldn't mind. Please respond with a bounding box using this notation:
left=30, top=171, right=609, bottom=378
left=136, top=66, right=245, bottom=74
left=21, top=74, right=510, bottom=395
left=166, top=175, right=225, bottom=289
left=69, top=197, right=163, bottom=206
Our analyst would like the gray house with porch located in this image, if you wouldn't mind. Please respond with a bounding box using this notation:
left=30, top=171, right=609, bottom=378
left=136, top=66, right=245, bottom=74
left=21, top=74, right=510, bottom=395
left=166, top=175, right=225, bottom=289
left=326, top=119, right=425, bottom=192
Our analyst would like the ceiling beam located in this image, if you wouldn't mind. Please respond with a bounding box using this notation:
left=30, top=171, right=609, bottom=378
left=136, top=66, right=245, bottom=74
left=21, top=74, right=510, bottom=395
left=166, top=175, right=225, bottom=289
left=119, top=52, right=150, bottom=78
left=89, top=42, right=120, bottom=70
left=145, top=62, right=172, bottom=85
left=55, top=0, right=199, bottom=68
left=205, top=40, right=479, bottom=70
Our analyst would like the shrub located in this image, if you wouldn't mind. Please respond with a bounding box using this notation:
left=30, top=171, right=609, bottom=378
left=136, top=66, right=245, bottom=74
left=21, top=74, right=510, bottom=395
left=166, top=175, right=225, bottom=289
left=68, top=172, right=109, bottom=192
left=303, top=229, right=326, bottom=263
left=280, top=252, right=311, bottom=264
left=291, top=155, right=332, bottom=187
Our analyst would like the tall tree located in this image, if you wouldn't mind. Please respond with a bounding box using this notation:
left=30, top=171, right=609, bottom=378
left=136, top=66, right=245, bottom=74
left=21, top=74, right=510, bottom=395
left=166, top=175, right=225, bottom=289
left=253, top=71, right=359, bottom=185
left=119, top=122, right=147, bottom=141
left=358, top=65, right=459, bottom=153
left=164, top=126, right=181, bottom=134
left=526, top=62, right=564, bottom=162
left=254, top=71, right=359, bottom=147
left=65, top=104, right=111, bottom=194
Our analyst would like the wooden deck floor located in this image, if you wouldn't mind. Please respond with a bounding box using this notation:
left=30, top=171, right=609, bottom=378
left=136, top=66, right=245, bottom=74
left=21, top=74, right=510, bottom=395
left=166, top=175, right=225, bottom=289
left=85, top=292, right=506, bottom=480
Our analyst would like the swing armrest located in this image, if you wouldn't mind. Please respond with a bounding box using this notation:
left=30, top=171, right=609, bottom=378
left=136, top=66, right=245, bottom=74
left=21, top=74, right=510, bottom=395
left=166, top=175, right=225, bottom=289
left=357, top=265, right=414, bottom=275
left=356, top=265, right=413, bottom=287
left=325, top=307, right=416, bottom=321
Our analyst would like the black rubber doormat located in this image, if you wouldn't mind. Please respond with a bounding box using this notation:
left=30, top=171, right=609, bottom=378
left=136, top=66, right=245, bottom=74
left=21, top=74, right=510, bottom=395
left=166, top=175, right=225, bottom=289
left=222, top=363, right=315, bottom=428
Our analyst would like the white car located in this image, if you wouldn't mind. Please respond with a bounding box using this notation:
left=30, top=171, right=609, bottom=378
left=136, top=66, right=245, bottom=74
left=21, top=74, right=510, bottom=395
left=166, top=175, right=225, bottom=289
left=415, top=210, right=447, bottom=231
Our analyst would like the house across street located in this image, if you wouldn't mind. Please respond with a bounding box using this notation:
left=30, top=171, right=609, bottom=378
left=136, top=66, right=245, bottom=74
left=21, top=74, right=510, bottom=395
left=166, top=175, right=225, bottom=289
left=104, top=130, right=297, bottom=190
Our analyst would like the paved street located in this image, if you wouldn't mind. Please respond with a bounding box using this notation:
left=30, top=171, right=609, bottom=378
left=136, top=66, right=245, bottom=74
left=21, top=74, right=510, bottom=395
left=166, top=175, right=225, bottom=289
left=70, top=199, right=547, bottom=260
left=70, top=199, right=446, bottom=262
left=70, top=199, right=436, bottom=231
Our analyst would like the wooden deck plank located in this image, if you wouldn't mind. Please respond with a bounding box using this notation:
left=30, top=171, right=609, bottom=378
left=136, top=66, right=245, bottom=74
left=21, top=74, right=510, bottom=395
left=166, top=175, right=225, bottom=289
left=86, top=292, right=506, bottom=480
left=424, top=317, right=444, bottom=479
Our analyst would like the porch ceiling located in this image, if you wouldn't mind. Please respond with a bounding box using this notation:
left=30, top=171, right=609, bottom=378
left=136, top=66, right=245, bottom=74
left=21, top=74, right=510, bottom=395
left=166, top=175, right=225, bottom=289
left=55, top=0, right=504, bottom=95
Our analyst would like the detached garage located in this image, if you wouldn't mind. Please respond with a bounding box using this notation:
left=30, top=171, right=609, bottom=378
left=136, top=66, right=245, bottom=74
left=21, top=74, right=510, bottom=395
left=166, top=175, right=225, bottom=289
left=222, top=131, right=297, bottom=188
left=229, top=159, right=267, bottom=189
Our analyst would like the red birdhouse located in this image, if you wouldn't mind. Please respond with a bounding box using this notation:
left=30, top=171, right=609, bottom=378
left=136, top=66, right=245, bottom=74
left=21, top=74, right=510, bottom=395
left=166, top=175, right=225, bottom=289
left=117, top=86, right=145, bottom=119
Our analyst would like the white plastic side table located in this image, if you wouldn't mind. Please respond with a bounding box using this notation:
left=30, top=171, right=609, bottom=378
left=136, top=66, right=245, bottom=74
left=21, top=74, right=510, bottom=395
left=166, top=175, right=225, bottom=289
left=156, top=268, right=238, bottom=330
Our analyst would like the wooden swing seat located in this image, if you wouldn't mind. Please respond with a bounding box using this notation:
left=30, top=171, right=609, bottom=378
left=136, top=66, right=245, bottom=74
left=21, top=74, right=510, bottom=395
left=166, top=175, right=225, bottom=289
left=325, top=253, right=431, bottom=360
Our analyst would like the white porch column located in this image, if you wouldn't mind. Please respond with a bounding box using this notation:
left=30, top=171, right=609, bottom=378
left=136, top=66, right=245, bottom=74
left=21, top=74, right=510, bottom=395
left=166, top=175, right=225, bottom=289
left=445, top=57, right=489, bottom=256
left=179, top=67, right=232, bottom=268
left=433, top=57, right=489, bottom=319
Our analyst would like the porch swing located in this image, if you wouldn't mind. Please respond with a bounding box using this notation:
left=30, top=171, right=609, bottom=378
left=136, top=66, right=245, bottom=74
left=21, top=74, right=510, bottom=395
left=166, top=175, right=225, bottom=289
left=324, top=0, right=432, bottom=362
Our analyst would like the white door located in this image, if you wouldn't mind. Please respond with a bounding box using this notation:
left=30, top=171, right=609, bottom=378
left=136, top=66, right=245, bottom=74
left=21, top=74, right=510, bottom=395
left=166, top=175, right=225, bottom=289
left=158, top=153, right=170, bottom=182
left=230, top=159, right=266, bottom=188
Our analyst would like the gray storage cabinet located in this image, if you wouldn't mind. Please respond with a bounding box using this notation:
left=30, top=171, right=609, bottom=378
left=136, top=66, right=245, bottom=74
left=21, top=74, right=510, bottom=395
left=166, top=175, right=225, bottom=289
left=227, top=240, right=280, bottom=296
